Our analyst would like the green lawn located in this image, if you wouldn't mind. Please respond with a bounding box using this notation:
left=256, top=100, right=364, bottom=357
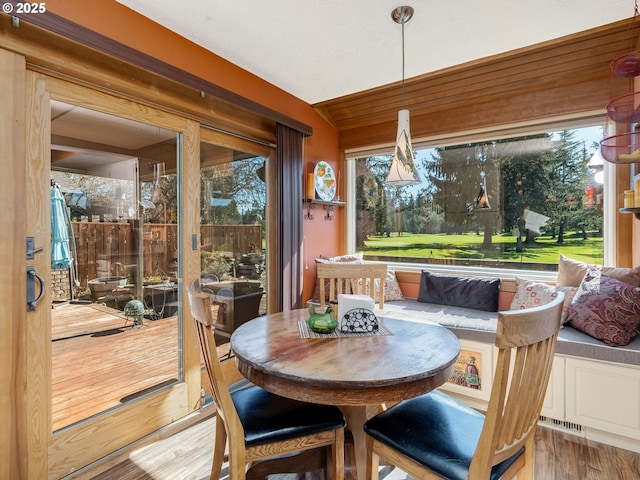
left=362, top=232, right=603, bottom=265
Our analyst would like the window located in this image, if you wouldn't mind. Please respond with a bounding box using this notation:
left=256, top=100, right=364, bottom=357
left=350, top=124, right=607, bottom=274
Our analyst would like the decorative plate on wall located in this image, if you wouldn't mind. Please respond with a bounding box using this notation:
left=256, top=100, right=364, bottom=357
left=314, top=161, right=336, bottom=201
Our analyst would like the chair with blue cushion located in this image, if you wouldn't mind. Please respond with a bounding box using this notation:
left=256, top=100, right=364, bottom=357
left=188, top=279, right=346, bottom=480
left=364, top=293, right=564, bottom=480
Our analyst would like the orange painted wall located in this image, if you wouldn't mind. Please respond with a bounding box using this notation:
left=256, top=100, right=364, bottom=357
left=45, top=0, right=342, bottom=302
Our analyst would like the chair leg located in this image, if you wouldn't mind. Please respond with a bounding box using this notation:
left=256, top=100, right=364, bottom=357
left=211, top=415, right=227, bottom=480
left=326, top=429, right=345, bottom=480
left=228, top=446, right=247, bottom=480
left=518, top=434, right=536, bottom=480
left=365, top=435, right=379, bottom=480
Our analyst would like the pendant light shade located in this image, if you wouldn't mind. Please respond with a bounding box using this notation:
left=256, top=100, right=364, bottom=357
left=386, top=109, right=421, bottom=185
left=476, top=177, right=491, bottom=209
left=386, top=6, right=421, bottom=187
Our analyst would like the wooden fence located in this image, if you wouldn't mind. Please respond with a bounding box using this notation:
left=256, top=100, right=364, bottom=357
left=70, top=222, right=262, bottom=289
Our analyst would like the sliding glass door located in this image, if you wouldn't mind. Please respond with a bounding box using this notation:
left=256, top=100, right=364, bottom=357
left=50, top=100, right=182, bottom=430
left=198, top=128, right=271, bottom=367
left=24, top=75, right=199, bottom=478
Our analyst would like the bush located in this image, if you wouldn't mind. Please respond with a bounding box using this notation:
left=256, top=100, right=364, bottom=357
left=201, top=251, right=231, bottom=278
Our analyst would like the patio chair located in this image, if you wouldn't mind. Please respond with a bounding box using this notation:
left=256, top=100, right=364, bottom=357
left=187, top=279, right=346, bottom=480
left=316, top=262, right=388, bottom=309
left=364, top=292, right=565, bottom=480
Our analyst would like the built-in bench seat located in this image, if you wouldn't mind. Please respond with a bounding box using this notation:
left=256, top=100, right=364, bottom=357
left=376, top=270, right=640, bottom=454
left=311, top=260, right=640, bottom=452
left=381, top=299, right=640, bottom=366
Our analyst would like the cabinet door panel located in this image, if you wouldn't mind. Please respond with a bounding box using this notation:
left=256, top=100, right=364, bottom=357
left=566, top=357, right=640, bottom=441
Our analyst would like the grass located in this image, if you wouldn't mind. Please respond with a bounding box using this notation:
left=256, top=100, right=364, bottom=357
left=362, top=231, right=604, bottom=265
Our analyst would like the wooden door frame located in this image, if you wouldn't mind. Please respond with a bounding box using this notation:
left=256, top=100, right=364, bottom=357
left=1, top=25, right=282, bottom=471
left=21, top=69, right=204, bottom=478
left=1, top=47, right=32, bottom=480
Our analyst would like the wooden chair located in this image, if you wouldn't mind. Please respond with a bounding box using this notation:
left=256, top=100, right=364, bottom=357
left=364, top=293, right=565, bottom=480
left=187, top=279, right=346, bottom=480
left=317, top=263, right=388, bottom=309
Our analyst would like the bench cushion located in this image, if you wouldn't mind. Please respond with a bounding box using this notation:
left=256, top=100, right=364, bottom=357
left=381, top=299, right=640, bottom=366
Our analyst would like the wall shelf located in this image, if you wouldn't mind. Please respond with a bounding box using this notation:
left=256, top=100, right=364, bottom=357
left=303, top=199, right=345, bottom=221
left=304, top=199, right=345, bottom=207
left=620, top=207, right=640, bottom=219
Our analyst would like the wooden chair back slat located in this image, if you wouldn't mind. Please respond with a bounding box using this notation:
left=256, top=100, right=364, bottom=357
left=317, top=263, right=388, bottom=309
left=365, top=292, right=564, bottom=480
left=187, top=279, right=241, bottom=428
left=188, top=278, right=345, bottom=480
left=470, top=293, right=564, bottom=477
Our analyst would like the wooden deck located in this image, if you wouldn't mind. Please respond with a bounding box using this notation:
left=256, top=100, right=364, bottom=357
left=51, top=303, right=179, bottom=431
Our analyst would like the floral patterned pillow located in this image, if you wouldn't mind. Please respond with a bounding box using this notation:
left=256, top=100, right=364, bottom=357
left=509, top=277, right=558, bottom=310
left=318, top=252, right=364, bottom=263
left=554, top=285, right=579, bottom=324
left=566, top=267, right=640, bottom=347
left=367, top=268, right=404, bottom=302
left=312, top=254, right=364, bottom=302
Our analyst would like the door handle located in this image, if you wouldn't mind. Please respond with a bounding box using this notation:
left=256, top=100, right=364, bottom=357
left=26, top=266, right=45, bottom=311
left=26, top=237, right=44, bottom=260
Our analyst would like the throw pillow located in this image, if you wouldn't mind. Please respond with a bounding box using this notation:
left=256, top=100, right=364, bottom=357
left=311, top=254, right=364, bottom=302
left=565, top=267, right=640, bottom=347
left=509, top=277, right=558, bottom=310
left=417, top=271, right=501, bottom=312
left=365, top=267, right=404, bottom=302
left=554, top=285, right=578, bottom=324
left=318, top=252, right=364, bottom=263
left=557, top=255, right=640, bottom=287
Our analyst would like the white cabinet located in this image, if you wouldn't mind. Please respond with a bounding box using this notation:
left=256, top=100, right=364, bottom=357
left=541, top=357, right=565, bottom=420
left=440, top=339, right=562, bottom=416
left=438, top=340, right=640, bottom=453
left=438, top=339, right=494, bottom=410
left=565, top=357, right=640, bottom=451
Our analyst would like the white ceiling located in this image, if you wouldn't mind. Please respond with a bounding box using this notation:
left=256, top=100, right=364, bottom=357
left=117, top=0, right=634, bottom=105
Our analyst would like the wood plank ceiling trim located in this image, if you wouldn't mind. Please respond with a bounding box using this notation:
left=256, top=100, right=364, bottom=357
left=315, top=18, right=637, bottom=151
left=1, top=11, right=311, bottom=142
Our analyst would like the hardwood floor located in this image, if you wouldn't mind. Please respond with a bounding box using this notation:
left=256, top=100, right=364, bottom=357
left=51, top=303, right=640, bottom=479
left=81, top=414, right=640, bottom=480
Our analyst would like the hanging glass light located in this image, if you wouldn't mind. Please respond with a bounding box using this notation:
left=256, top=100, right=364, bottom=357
left=476, top=176, right=491, bottom=209
left=386, top=6, right=421, bottom=187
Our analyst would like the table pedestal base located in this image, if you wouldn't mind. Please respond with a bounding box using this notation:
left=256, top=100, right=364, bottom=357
left=340, top=404, right=385, bottom=480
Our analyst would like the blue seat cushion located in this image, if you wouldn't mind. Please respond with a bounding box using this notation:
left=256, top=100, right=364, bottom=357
left=364, top=390, right=523, bottom=480
left=231, top=385, right=346, bottom=447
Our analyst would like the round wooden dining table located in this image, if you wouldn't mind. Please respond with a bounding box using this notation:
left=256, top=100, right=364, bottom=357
left=230, top=308, right=460, bottom=480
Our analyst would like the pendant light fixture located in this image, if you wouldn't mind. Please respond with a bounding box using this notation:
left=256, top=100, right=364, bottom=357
left=386, top=6, right=422, bottom=187
left=476, top=175, right=491, bottom=209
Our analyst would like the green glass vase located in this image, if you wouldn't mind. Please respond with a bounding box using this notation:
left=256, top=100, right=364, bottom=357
left=307, top=304, right=338, bottom=334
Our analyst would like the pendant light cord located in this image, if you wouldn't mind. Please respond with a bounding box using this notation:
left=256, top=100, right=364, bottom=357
left=401, top=21, right=406, bottom=109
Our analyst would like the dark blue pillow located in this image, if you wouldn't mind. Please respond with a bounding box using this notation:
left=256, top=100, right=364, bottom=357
left=417, top=271, right=501, bottom=312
